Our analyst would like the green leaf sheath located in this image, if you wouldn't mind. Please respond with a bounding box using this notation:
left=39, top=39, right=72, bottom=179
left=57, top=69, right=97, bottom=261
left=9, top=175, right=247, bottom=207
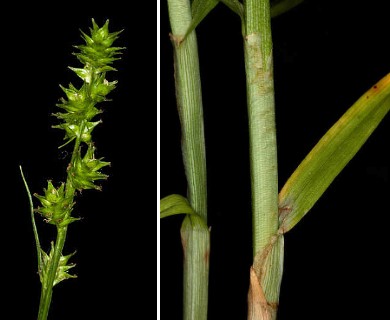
left=243, top=1, right=282, bottom=318
left=34, top=20, right=123, bottom=320
left=244, top=0, right=279, bottom=261
left=180, top=216, right=210, bottom=320
left=160, top=198, right=210, bottom=320
left=167, top=1, right=209, bottom=319
left=279, top=73, right=390, bottom=233
left=248, top=235, right=283, bottom=320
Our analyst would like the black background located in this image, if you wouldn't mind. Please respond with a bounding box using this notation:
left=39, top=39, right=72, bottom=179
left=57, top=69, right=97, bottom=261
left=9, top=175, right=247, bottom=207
left=161, top=0, right=389, bottom=319
left=4, top=2, right=156, bottom=319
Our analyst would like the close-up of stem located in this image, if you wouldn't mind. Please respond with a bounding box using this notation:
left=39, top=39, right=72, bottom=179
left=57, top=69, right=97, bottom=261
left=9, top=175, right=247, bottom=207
left=245, top=0, right=278, bottom=261
left=37, top=227, right=68, bottom=319
left=160, top=0, right=389, bottom=319
left=167, top=0, right=210, bottom=319
left=243, top=1, right=283, bottom=319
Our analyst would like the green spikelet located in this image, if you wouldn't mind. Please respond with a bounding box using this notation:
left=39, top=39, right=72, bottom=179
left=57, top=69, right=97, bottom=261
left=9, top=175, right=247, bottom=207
left=35, top=19, right=123, bottom=228
left=69, top=144, right=111, bottom=191
left=39, top=243, right=77, bottom=286
left=54, top=18, right=123, bottom=145
left=34, top=181, right=77, bottom=226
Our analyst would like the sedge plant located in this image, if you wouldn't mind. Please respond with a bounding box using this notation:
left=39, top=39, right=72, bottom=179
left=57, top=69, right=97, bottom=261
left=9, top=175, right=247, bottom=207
left=21, top=19, right=123, bottom=320
left=161, top=0, right=389, bottom=319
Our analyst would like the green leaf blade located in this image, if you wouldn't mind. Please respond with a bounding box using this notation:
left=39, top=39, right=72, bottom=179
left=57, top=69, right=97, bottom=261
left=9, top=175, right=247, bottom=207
left=270, top=0, right=304, bottom=18
left=279, top=73, right=390, bottom=233
left=160, top=194, right=196, bottom=218
left=181, top=0, right=243, bottom=42
left=182, top=0, right=219, bottom=40
left=20, top=166, right=43, bottom=272
left=220, top=0, right=244, bottom=18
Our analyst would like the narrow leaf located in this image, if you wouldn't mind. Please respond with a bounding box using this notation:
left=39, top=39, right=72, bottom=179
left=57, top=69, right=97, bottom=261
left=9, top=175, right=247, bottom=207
left=160, top=194, right=196, bottom=218
left=279, top=73, right=390, bottom=233
left=20, top=166, right=42, bottom=272
left=220, top=0, right=244, bottom=18
left=270, top=0, right=304, bottom=18
left=183, top=0, right=243, bottom=41
left=183, top=0, right=219, bottom=40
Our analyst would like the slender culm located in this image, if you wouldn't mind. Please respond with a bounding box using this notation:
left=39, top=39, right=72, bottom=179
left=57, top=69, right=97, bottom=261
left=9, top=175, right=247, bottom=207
left=243, top=1, right=283, bottom=319
left=167, top=0, right=210, bottom=319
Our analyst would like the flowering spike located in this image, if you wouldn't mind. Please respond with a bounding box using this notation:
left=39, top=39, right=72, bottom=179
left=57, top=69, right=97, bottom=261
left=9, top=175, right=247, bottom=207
left=27, top=20, right=123, bottom=318
left=54, top=19, right=124, bottom=144
left=69, top=144, right=110, bottom=191
left=34, top=181, right=74, bottom=226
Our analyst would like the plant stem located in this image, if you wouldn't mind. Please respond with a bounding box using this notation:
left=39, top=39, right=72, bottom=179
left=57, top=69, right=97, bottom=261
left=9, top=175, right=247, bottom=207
left=37, top=226, right=68, bottom=320
left=167, top=1, right=209, bottom=319
left=244, top=0, right=278, bottom=262
left=243, top=0, right=282, bottom=318
left=167, top=0, right=207, bottom=220
left=37, top=134, right=80, bottom=320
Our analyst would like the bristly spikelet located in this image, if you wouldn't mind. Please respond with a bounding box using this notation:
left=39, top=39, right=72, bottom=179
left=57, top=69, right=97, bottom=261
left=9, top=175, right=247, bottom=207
left=69, top=144, right=111, bottom=191
left=34, top=181, right=76, bottom=226
left=76, top=19, right=123, bottom=69
left=54, top=19, right=123, bottom=144
left=35, top=19, right=123, bottom=227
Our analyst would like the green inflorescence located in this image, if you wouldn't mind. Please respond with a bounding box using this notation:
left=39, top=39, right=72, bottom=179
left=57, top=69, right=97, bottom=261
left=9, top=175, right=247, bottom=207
left=34, top=181, right=76, bottom=227
left=54, top=19, right=123, bottom=146
left=33, top=19, right=123, bottom=289
left=35, top=19, right=123, bottom=226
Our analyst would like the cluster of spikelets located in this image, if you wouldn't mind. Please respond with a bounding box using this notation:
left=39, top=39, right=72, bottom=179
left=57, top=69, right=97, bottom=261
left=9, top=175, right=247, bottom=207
left=35, top=19, right=123, bottom=228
